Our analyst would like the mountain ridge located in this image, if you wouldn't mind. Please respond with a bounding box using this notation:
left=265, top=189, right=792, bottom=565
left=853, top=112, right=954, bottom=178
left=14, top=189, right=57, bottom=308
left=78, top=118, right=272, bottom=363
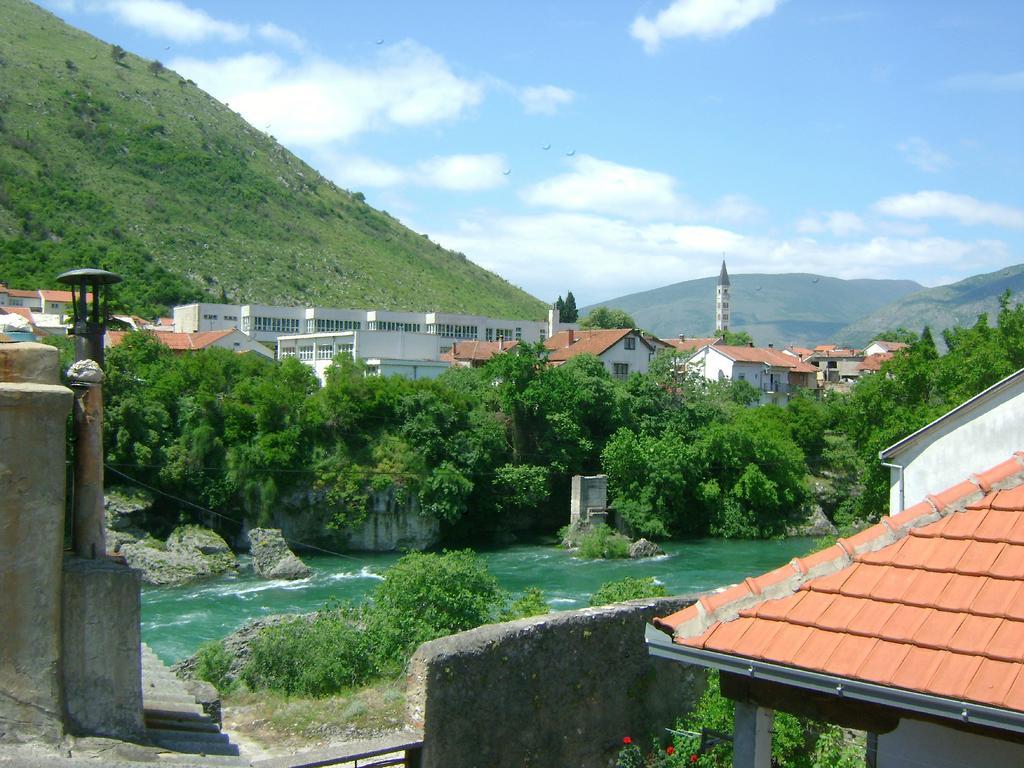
left=0, top=0, right=546, bottom=319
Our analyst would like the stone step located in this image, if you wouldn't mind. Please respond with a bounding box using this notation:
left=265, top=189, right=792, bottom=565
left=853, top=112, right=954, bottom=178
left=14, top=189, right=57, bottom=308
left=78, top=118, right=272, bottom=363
left=147, top=726, right=234, bottom=746
left=143, top=699, right=206, bottom=715
left=145, top=711, right=221, bottom=733
left=147, top=732, right=241, bottom=757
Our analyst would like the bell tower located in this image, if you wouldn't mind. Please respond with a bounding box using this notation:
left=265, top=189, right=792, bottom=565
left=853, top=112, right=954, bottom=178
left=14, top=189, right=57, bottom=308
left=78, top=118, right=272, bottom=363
left=715, top=259, right=730, bottom=332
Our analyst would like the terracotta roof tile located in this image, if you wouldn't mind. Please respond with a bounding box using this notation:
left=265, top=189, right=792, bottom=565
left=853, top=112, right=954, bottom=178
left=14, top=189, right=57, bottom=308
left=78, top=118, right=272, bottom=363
left=654, top=453, right=1024, bottom=715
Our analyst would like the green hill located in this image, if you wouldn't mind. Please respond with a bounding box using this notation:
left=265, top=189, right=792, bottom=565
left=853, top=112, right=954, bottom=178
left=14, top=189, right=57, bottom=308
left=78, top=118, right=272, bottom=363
left=583, top=272, right=922, bottom=347
left=835, top=264, right=1024, bottom=348
left=0, top=0, right=545, bottom=318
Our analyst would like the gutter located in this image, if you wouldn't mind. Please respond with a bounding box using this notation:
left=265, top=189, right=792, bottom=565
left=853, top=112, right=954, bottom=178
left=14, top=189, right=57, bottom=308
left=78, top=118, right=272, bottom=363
left=879, top=461, right=905, bottom=513
left=645, top=625, right=1024, bottom=736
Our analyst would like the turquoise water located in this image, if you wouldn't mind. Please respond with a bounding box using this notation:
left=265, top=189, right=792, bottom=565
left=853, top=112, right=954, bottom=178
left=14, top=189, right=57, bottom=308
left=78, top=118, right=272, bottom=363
left=141, top=538, right=814, bottom=664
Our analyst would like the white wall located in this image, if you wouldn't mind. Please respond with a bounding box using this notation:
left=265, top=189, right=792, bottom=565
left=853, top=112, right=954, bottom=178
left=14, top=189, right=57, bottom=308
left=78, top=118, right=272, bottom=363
left=278, top=330, right=448, bottom=384
left=885, top=372, right=1024, bottom=512
left=173, top=303, right=241, bottom=334
left=878, top=718, right=1024, bottom=768
left=599, top=335, right=656, bottom=378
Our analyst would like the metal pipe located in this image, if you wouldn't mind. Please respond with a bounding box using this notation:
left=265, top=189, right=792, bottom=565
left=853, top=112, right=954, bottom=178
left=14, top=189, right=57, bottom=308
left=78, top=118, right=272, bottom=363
left=68, top=361, right=106, bottom=559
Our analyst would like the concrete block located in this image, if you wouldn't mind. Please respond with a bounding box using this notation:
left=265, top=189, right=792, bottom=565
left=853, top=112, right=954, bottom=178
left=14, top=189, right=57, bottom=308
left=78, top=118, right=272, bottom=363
left=0, top=343, right=73, bottom=744
left=61, top=557, right=144, bottom=739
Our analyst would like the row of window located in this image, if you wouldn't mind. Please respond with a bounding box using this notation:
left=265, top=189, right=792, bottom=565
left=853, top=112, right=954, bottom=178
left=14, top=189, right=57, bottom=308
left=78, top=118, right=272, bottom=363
left=485, top=327, right=522, bottom=341
left=426, top=323, right=479, bottom=339
left=368, top=321, right=421, bottom=332
left=306, top=318, right=362, bottom=333
left=244, top=316, right=301, bottom=333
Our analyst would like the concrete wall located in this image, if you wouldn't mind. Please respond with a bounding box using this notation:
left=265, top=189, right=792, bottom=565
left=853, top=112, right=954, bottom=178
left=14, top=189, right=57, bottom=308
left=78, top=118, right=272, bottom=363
left=600, top=335, right=656, bottom=378
left=878, top=718, right=1024, bottom=767
left=886, top=372, right=1024, bottom=512
left=61, top=558, right=144, bottom=738
left=0, top=343, right=73, bottom=744
left=571, top=474, right=608, bottom=525
left=406, top=595, right=706, bottom=768
left=342, top=488, right=440, bottom=551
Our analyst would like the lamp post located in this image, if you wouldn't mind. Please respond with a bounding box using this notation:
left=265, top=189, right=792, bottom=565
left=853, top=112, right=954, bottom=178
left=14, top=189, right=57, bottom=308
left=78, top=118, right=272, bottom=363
left=56, top=268, right=122, bottom=368
left=56, top=268, right=121, bottom=559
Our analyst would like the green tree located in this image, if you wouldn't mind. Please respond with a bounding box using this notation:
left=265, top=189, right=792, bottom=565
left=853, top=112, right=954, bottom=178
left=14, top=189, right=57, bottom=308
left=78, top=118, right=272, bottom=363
left=873, top=327, right=918, bottom=344
left=562, top=290, right=579, bottom=322
left=580, top=306, right=636, bottom=329
left=716, top=329, right=753, bottom=346
left=110, top=44, right=126, bottom=64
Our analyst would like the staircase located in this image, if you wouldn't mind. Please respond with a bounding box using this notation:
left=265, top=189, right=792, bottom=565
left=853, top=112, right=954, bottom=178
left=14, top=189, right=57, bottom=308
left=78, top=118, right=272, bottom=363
left=141, top=643, right=247, bottom=765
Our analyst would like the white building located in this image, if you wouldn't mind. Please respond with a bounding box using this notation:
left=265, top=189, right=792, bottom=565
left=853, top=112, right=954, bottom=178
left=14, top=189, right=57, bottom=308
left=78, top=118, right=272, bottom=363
left=544, top=328, right=658, bottom=380
left=714, top=260, right=730, bottom=331
left=687, top=343, right=819, bottom=406
left=879, top=366, right=1024, bottom=513
left=277, top=330, right=451, bottom=384
left=173, top=303, right=242, bottom=334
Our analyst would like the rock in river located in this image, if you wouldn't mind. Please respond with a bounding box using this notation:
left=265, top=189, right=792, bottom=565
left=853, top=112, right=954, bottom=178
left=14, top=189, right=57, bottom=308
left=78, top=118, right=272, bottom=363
left=119, top=525, right=238, bottom=586
left=248, top=527, right=311, bottom=580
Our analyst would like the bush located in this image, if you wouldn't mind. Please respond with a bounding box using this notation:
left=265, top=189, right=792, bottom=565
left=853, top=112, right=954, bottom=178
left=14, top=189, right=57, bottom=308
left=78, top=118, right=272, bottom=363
left=193, top=640, right=235, bottom=693
left=589, top=576, right=667, bottom=607
left=240, top=611, right=375, bottom=697
left=577, top=524, right=631, bottom=559
left=501, top=587, right=550, bottom=620
left=366, top=550, right=503, bottom=669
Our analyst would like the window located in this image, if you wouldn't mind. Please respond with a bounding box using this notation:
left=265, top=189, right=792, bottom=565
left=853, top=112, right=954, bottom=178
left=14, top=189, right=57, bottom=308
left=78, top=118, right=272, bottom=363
left=737, top=373, right=746, bottom=381
left=427, top=323, right=478, bottom=339
left=515, top=327, right=522, bottom=340
left=368, top=321, right=420, bottom=332
left=241, top=316, right=251, bottom=332
left=253, top=316, right=301, bottom=334
left=298, top=345, right=314, bottom=361
left=624, top=336, right=636, bottom=350
left=316, top=319, right=361, bottom=332
left=317, top=345, right=335, bottom=360
left=612, top=363, right=629, bottom=380
left=279, top=348, right=296, bottom=358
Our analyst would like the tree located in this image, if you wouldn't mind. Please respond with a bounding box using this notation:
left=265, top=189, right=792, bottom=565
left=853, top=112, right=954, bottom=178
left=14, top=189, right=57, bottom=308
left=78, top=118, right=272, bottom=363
left=110, top=44, right=127, bottom=64
left=562, top=291, right=579, bottom=322
left=580, top=306, right=635, bottom=329
left=148, top=60, right=165, bottom=76
left=717, top=329, right=753, bottom=346
left=874, top=327, right=919, bottom=345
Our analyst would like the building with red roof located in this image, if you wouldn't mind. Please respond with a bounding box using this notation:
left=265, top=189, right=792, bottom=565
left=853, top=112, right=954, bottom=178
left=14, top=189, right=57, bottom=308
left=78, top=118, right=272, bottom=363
left=106, top=329, right=273, bottom=358
left=649, top=370, right=1024, bottom=766
left=687, top=343, right=819, bottom=406
left=442, top=339, right=519, bottom=368
left=544, top=328, right=658, bottom=379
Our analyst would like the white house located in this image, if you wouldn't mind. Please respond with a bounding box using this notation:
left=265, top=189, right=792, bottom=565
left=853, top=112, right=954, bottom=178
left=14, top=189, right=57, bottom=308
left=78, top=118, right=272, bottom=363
left=863, top=339, right=909, bottom=357
left=879, top=366, right=1024, bottom=513
left=687, top=344, right=818, bottom=405
left=544, top=328, right=658, bottom=380
left=277, top=330, right=450, bottom=384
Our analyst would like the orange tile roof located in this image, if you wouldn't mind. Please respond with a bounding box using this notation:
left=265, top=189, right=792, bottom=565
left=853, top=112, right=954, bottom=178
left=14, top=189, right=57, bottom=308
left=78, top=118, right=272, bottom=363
left=39, top=289, right=78, bottom=303
left=870, top=340, right=910, bottom=352
left=859, top=352, right=893, bottom=372
left=654, top=453, right=1024, bottom=714
left=0, top=288, right=40, bottom=299
left=444, top=339, right=517, bottom=363
left=107, top=329, right=237, bottom=351
left=662, top=336, right=723, bottom=353
left=704, top=344, right=817, bottom=373
left=1, top=306, right=35, bottom=322
left=545, top=329, right=648, bottom=362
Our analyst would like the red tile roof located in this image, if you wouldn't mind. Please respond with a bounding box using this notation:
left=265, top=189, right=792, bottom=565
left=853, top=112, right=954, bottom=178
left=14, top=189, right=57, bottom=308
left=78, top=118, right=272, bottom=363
left=39, top=289, right=78, bottom=303
left=701, top=344, right=818, bottom=373
left=662, top=336, right=723, bottom=353
left=1, top=306, right=35, bottom=322
left=0, top=288, right=40, bottom=299
left=654, top=453, right=1024, bottom=713
left=443, top=339, right=518, bottom=363
left=107, top=329, right=237, bottom=351
left=859, top=352, right=893, bottom=372
left=544, top=329, right=648, bottom=362
left=870, top=340, right=910, bottom=352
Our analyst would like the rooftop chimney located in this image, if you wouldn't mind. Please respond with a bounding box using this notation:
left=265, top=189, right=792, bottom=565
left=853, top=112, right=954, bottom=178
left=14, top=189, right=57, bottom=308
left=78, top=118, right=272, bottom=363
left=568, top=329, right=575, bottom=345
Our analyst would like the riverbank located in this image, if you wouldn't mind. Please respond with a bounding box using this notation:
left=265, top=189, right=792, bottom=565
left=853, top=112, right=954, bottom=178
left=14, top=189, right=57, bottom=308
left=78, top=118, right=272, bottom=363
left=142, top=538, right=814, bottom=663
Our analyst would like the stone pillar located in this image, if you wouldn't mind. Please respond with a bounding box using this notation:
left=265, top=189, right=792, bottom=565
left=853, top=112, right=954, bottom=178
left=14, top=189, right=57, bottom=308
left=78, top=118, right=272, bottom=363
left=0, top=342, right=73, bottom=744
left=61, top=558, right=144, bottom=738
left=733, top=701, right=773, bottom=768
left=68, top=360, right=106, bottom=560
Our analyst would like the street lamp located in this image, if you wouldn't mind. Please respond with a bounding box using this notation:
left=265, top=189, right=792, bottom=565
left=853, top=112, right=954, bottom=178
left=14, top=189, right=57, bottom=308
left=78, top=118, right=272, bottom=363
left=56, top=267, right=122, bottom=367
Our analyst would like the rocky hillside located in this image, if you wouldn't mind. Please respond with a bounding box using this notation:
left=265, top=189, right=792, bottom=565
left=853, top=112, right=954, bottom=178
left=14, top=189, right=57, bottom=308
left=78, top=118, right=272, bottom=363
left=0, top=0, right=546, bottom=319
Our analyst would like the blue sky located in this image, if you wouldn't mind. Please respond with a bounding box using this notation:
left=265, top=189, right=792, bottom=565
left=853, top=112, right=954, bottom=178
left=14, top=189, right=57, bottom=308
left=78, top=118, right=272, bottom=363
left=38, top=0, right=1024, bottom=305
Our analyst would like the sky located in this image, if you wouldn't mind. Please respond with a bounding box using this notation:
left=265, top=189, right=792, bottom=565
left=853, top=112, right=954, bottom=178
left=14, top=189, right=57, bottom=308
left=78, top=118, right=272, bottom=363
left=38, top=0, right=1024, bottom=306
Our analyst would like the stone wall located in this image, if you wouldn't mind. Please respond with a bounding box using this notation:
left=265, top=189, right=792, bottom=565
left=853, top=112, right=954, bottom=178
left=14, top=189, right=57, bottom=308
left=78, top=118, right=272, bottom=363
left=343, top=486, right=439, bottom=551
left=406, top=595, right=705, bottom=768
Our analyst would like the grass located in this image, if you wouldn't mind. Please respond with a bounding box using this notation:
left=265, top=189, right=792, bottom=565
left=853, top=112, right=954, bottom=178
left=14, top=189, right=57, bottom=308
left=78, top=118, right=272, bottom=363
left=222, top=679, right=406, bottom=752
left=0, top=0, right=547, bottom=319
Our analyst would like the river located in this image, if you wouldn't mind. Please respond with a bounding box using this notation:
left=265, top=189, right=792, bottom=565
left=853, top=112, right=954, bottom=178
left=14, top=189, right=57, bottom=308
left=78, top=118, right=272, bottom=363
left=142, top=537, right=815, bottom=664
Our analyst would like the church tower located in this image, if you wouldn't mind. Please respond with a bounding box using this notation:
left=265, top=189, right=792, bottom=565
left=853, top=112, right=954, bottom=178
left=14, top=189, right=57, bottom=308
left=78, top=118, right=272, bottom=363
left=715, top=260, right=730, bottom=332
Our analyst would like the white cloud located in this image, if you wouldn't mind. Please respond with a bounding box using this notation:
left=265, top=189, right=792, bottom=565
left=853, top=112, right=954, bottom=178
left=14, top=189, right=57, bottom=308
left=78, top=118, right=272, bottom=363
left=171, top=42, right=483, bottom=145
left=257, top=22, right=304, bottom=51
left=796, top=210, right=865, bottom=237
left=521, top=155, right=680, bottom=218
left=519, top=85, right=575, bottom=115
left=47, top=0, right=77, bottom=12
left=321, top=153, right=507, bottom=192
left=433, top=211, right=1007, bottom=300
left=874, top=191, right=1024, bottom=229
left=631, top=0, right=779, bottom=53
left=97, top=0, right=248, bottom=43
left=942, top=71, right=1024, bottom=92
left=898, top=137, right=951, bottom=173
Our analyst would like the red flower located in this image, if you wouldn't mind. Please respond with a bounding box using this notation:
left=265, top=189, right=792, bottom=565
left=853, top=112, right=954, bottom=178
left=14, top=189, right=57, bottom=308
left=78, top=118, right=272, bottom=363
left=666, top=745, right=675, bottom=755
left=623, top=736, right=632, bottom=745
left=690, top=755, right=699, bottom=763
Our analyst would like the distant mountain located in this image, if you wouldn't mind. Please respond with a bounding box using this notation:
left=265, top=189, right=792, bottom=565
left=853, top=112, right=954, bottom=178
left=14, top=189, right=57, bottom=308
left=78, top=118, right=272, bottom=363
left=0, top=0, right=545, bottom=319
left=582, top=273, right=922, bottom=347
left=835, top=264, right=1024, bottom=348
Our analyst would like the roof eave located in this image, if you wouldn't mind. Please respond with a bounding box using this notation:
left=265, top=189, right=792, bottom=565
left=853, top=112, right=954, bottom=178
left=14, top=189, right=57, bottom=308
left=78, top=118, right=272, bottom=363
left=880, top=367, right=1024, bottom=460
left=645, top=624, right=1024, bottom=735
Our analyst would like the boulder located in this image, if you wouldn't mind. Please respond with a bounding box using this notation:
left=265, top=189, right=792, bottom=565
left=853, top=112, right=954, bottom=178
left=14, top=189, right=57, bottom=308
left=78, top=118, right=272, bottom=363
left=104, top=487, right=154, bottom=532
left=787, top=504, right=839, bottom=538
left=120, top=526, right=237, bottom=586
left=628, top=538, right=664, bottom=559
left=248, top=527, right=311, bottom=580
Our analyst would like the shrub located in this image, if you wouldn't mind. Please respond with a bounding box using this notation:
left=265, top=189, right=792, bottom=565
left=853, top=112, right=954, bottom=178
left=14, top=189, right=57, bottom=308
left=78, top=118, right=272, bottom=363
left=366, top=550, right=502, bottom=669
left=193, top=640, right=235, bottom=693
left=501, top=587, right=550, bottom=620
left=576, top=524, right=631, bottom=559
left=589, top=576, right=667, bottom=607
left=240, top=611, right=375, bottom=697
